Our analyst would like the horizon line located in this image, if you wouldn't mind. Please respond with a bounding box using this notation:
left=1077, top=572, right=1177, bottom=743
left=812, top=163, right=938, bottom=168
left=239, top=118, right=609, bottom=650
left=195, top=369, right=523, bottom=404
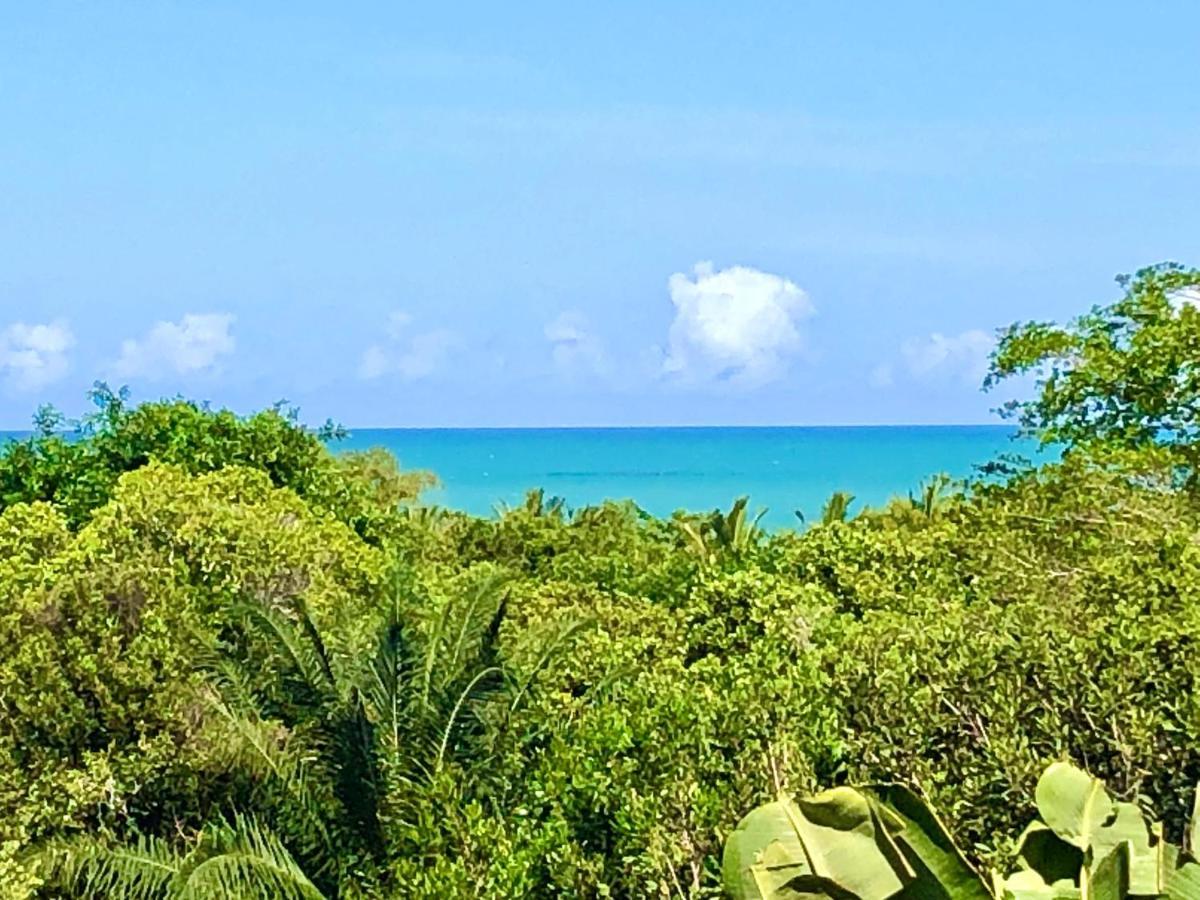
left=340, top=421, right=1012, bottom=431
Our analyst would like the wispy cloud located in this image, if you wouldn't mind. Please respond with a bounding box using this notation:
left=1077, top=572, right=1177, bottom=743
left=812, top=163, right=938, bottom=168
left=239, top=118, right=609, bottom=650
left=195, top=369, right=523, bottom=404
left=662, top=261, right=813, bottom=387
left=898, top=329, right=995, bottom=386
left=545, top=311, right=608, bottom=378
left=869, top=363, right=895, bottom=388
left=0, top=319, right=75, bottom=391
left=359, top=312, right=460, bottom=381
left=113, top=313, right=235, bottom=380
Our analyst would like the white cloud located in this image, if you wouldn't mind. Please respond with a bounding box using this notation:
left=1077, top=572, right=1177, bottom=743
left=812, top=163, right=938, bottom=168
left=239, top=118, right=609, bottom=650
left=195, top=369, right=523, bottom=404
left=1169, top=286, right=1200, bottom=311
left=114, top=313, right=235, bottom=380
left=663, top=261, right=813, bottom=386
left=900, top=329, right=994, bottom=385
left=545, top=311, right=608, bottom=377
left=0, top=319, right=75, bottom=390
left=359, top=313, right=459, bottom=381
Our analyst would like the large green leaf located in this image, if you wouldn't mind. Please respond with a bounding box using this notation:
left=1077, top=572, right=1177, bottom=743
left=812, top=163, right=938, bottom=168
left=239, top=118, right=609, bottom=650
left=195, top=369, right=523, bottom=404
left=1081, top=843, right=1128, bottom=900
left=723, top=796, right=813, bottom=900
left=1090, top=802, right=1165, bottom=895
left=996, top=868, right=1083, bottom=899
left=864, top=785, right=991, bottom=900
left=789, top=787, right=913, bottom=900
left=1190, top=786, right=1200, bottom=858
left=1035, top=763, right=1115, bottom=850
left=1014, top=822, right=1083, bottom=885
left=1167, top=860, right=1200, bottom=900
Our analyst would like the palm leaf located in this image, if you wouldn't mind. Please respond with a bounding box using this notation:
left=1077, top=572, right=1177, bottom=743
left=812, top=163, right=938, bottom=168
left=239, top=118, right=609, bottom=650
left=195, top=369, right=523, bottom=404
left=38, top=833, right=181, bottom=900
left=182, top=814, right=325, bottom=900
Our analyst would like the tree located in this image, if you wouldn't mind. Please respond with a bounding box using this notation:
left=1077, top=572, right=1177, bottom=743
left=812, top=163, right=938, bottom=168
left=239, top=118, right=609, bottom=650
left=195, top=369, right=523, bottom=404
left=0, top=386, right=432, bottom=537
left=181, top=573, right=517, bottom=896
left=986, top=262, right=1200, bottom=474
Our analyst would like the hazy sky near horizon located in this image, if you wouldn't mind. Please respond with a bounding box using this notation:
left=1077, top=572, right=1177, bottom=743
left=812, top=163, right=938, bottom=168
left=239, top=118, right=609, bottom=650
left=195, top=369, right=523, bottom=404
left=2, top=2, right=1199, bottom=428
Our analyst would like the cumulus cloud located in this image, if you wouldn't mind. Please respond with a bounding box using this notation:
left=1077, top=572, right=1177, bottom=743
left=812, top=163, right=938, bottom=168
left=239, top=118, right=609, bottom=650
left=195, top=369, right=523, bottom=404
left=0, top=319, right=75, bottom=390
left=359, top=313, right=459, bottom=381
left=663, top=262, right=813, bottom=386
left=900, top=329, right=994, bottom=385
left=114, top=313, right=235, bottom=380
left=545, top=311, right=608, bottom=377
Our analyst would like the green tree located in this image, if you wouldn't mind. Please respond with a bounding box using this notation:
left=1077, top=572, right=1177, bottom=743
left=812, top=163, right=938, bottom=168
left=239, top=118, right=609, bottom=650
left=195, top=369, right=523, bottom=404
left=987, top=262, right=1200, bottom=473
left=0, top=385, right=431, bottom=533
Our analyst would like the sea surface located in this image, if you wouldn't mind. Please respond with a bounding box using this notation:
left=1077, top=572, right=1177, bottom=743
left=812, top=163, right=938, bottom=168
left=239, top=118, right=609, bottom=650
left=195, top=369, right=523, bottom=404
left=339, top=426, right=1041, bottom=529
left=0, top=425, right=1043, bottom=529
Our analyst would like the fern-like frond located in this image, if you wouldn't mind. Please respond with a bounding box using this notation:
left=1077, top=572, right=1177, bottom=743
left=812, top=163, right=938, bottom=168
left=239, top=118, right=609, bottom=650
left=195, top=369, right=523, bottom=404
left=508, top=616, right=594, bottom=715
left=434, top=665, right=502, bottom=774
left=37, top=832, right=181, bottom=900
left=200, top=691, right=337, bottom=872
left=233, top=600, right=338, bottom=707
left=181, top=814, right=325, bottom=900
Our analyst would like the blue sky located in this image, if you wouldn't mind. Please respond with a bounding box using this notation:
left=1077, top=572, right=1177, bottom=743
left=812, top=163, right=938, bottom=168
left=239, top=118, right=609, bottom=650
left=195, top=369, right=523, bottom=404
left=2, top=2, right=1198, bottom=428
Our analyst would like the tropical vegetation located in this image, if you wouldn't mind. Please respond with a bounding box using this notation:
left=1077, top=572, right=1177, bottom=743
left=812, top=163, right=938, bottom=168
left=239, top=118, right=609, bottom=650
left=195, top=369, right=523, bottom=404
left=2, top=262, right=1200, bottom=897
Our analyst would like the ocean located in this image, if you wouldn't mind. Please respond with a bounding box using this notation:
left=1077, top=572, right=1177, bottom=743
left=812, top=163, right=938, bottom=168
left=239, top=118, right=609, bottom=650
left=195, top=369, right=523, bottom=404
left=338, top=425, right=1040, bottom=529
left=0, top=425, right=1042, bottom=529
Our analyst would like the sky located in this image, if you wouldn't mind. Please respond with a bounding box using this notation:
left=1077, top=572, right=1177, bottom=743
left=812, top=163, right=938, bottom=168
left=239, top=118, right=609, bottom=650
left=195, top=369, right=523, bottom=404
left=2, top=2, right=1198, bottom=428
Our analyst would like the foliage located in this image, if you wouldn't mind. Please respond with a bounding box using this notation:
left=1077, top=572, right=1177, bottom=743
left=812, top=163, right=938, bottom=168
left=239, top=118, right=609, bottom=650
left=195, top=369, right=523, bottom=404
left=987, top=262, right=1200, bottom=474
left=991, top=761, right=1200, bottom=899
left=0, top=384, right=432, bottom=535
left=819, top=490, right=855, bottom=524
left=722, top=761, right=1200, bottom=900
left=39, top=814, right=322, bottom=900
left=722, top=783, right=987, bottom=899
left=676, top=496, right=767, bottom=564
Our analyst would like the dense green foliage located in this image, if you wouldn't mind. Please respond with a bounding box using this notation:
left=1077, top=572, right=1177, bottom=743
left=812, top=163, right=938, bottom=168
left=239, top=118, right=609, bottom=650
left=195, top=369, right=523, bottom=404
left=3, top=267, right=1200, bottom=897
left=988, top=262, right=1200, bottom=473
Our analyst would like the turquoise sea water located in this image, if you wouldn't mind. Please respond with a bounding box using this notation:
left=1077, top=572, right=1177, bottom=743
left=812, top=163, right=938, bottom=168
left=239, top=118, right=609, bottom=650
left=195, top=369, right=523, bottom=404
left=0, top=425, right=1042, bottom=529
left=339, top=426, right=1041, bottom=529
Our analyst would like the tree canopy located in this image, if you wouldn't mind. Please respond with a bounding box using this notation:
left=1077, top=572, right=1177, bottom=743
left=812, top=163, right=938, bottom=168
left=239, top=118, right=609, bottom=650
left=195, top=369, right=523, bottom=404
left=988, top=262, right=1200, bottom=471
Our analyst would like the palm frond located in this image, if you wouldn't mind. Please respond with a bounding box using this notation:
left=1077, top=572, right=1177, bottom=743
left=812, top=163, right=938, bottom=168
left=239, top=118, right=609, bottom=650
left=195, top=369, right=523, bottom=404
left=675, top=517, right=711, bottom=560
left=507, top=616, right=594, bottom=715
left=325, top=689, right=385, bottom=861
left=196, top=648, right=264, bottom=717
left=362, top=596, right=418, bottom=767
left=233, top=600, right=338, bottom=708
left=821, top=490, right=856, bottom=524
left=182, top=814, right=325, bottom=900
left=38, top=833, right=181, bottom=900
left=200, top=690, right=337, bottom=871
left=434, top=665, right=503, bottom=774
left=441, top=576, right=494, bottom=695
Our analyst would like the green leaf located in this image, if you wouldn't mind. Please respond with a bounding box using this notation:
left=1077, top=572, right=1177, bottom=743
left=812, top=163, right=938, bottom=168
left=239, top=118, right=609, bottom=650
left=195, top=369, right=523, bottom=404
left=863, top=785, right=991, bottom=900
left=1035, top=763, right=1114, bottom=850
left=1090, top=802, right=1165, bottom=895
left=789, top=787, right=913, bottom=900
left=1167, top=860, right=1200, bottom=900
left=996, top=869, right=1083, bottom=899
left=1189, top=785, right=1200, bottom=857
left=1015, top=822, right=1083, bottom=885
left=722, top=796, right=813, bottom=900
left=1082, top=843, right=1128, bottom=900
